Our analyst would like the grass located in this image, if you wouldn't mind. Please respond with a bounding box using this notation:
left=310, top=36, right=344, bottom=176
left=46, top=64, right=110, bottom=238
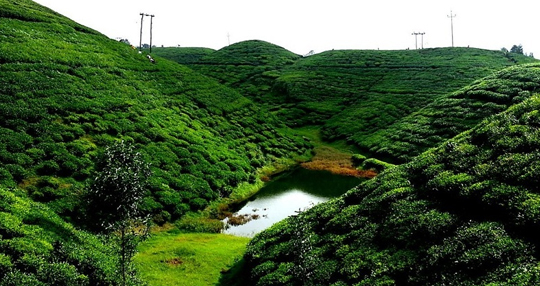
left=134, top=231, right=250, bottom=286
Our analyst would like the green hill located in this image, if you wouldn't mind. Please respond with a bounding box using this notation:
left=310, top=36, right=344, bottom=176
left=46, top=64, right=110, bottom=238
left=5, top=1, right=540, bottom=285
left=244, top=66, right=540, bottom=285
left=159, top=44, right=538, bottom=162
left=0, top=0, right=310, bottom=220
left=152, top=40, right=302, bottom=103
left=0, top=1, right=311, bottom=283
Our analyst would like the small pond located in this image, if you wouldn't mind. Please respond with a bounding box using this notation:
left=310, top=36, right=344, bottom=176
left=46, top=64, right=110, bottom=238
left=222, top=167, right=365, bottom=237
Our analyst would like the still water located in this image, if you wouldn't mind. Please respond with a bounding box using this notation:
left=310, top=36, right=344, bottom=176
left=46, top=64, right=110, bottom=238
left=222, top=167, right=364, bottom=237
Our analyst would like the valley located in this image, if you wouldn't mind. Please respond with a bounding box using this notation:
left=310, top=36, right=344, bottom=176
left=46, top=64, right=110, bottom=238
left=2, top=1, right=540, bottom=285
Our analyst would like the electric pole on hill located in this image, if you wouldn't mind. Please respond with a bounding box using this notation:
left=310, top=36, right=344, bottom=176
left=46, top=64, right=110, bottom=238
left=412, top=32, right=425, bottom=49
left=139, top=13, right=145, bottom=51
left=138, top=13, right=155, bottom=53
left=448, top=11, right=456, bottom=47
left=149, top=14, right=155, bottom=53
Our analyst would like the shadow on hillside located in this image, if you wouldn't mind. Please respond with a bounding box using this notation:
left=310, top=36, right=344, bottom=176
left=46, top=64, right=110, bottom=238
left=216, top=257, right=251, bottom=286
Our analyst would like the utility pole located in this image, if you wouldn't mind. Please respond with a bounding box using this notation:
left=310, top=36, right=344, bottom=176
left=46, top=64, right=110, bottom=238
left=447, top=11, right=456, bottom=47
left=227, top=33, right=231, bottom=46
left=139, top=13, right=145, bottom=51
left=139, top=13, right=155, bottom=52
left=149, top=14, right=155, bottom=53
left=411, top=32, right=425, bottom=49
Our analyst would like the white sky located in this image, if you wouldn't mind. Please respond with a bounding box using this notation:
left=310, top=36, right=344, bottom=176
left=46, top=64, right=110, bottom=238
left=34, top=0, right=540, bottom=57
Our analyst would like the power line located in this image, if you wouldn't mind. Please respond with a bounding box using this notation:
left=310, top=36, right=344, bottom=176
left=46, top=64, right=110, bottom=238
left=447, top=10, right=456, bottom=47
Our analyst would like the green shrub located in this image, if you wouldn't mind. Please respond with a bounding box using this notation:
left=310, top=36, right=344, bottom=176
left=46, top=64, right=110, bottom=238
left=361, top=158, right=394, bottom=172
left=351, top=154, right=367, bottom=166
left=175, top=216, right=224, bottom=233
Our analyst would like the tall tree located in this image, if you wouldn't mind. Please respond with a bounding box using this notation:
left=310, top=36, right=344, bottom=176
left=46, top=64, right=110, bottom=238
left=86, top=140, right=151, bottom=286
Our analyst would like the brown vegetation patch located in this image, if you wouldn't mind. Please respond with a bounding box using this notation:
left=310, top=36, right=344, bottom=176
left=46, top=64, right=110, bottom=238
left=226, top=213, right=262, bottom=226
left=227, top=214, right=252, bottom=226
left=163, top=258, right=183, bottom=266
left=301, top=146, right=377, bottom=178
left=260, top=175, right=271, bottom=182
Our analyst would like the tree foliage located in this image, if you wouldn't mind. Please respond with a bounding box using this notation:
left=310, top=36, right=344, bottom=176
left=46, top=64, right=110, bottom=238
left=510, top=44, right=524, bottom=54
left=86, top=140, right=151, bottom=229
left=86, top=140, right=151, bottom=285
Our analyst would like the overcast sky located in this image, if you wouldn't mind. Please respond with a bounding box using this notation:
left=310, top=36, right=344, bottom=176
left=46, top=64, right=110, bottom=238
left=34, top=0, right=539, bottom=57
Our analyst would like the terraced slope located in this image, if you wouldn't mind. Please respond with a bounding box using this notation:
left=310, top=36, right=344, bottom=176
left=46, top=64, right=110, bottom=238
left=244, top=68, right=540, bottom=285
left=149, top=47, right=215, bottom=65
left=186, top=40, right=302, bottom=103
left=0, top=0, right=309, bottom=222
left=363, top=63, right=540, bottom=162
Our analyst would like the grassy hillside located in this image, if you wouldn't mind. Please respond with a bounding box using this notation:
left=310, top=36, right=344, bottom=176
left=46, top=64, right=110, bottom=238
left=244, top=81, right=540, bottom=284
left=0, top=0, right=313, bottom=284
left=159, top=44, right=538, bottom=162
left=134, top=231, right=250, bottom=286
left=0, top=0, right=310, bottom=223
left=363, top=63, right=540, bottom=163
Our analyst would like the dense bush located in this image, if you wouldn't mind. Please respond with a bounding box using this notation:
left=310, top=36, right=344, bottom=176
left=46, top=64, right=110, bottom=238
left=360, top=158, right=394, bottom=173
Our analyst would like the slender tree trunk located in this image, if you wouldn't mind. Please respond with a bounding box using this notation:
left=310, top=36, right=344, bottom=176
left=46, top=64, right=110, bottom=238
left=121, top=227, right=126, bottom=286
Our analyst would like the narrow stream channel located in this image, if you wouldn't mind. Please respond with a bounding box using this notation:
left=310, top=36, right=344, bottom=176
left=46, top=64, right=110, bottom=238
left=222, top=167, right=365, bottom=237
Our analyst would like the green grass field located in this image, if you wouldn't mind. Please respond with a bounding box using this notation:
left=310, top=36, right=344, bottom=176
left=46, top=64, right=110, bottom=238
left=134, top=231, right=250, bottom=286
